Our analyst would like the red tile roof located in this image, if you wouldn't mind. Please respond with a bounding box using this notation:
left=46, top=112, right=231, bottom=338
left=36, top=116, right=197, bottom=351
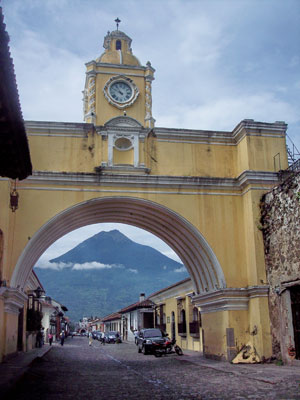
left=102, top=312, right=121, bottom=322
left=119, top=299, right=155, bottom=314
left=0, top=7, right=32, bottom=179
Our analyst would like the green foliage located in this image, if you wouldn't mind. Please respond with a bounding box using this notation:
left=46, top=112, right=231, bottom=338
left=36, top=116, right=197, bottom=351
left=26, top=309, right=43, bottom=332
left=275, top=358, right=284, bottom=366
left=35, top=229, right=188, bottom=322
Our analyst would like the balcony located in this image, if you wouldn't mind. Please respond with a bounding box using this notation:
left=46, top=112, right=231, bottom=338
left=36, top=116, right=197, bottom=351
left=156, top=323, right=166, bottom=333
left=189, top=321, right=200, bottom=338
left=177, top=322, right=186, bottom=336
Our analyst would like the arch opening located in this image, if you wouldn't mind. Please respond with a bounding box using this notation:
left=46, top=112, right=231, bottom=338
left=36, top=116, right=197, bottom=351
left=11, top=197, right=226, bottom=294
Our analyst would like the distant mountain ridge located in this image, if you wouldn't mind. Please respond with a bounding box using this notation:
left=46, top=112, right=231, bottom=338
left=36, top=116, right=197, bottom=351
left=50, top=229, right=183, bottom=275
left=35, top=230, right=188, bottom=321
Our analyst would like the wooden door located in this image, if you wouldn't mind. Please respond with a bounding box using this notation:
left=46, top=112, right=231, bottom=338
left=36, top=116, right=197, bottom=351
left=291, top=286, right=300, bottom=359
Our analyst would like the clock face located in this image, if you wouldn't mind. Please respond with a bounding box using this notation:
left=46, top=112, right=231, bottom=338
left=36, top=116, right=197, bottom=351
left=109, top=81, right=133, bottom=103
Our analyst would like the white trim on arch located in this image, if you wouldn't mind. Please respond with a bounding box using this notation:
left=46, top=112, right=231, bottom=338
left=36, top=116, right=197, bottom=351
left=11, top=197, right=226, bottom=295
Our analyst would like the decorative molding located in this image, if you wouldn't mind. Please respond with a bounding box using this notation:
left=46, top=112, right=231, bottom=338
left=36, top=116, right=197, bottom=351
left=25, top=121, right=92, bottom=137
left=192, top=286, right=269, bottom=314
left=85, top=61, right=147, bottom=72
left=103, top=75, right=139, bottom=110
left=232, top=119, right=287, bottom=140
left=154, top=120, right=287, bottom=145
left=11, top=197, right=226, bottom=294
left=0, top=287, right=27, bottom=315
left=22, top=170, right=279, bottom=191
left=103, top=116, right=142, bottom=128
left=145, top=78, right=154, bottom=128
left=25, top=120, right=287, bottom=146
left=149, top=279, right=194, bottom=303
left=96, top=165, right=150, bottom=175
left=114, top=135, right=134, bottom=151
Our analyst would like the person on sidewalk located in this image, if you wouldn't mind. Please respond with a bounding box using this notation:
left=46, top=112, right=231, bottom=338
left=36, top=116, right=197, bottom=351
left=36, top=331, right=43, bottom=348
left=48, top=333, right=53, bottom=346
left=60, top=330, right=65, bottom=346
left=88, top=331, right=93, bottom=346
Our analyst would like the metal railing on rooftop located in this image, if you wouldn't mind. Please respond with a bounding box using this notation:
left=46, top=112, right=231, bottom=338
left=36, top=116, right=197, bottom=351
left=286, top=134, right=300, bottom=166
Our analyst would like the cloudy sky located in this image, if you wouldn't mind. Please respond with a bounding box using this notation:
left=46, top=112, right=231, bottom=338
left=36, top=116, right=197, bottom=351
left=2, top=0, right=299, bottom=265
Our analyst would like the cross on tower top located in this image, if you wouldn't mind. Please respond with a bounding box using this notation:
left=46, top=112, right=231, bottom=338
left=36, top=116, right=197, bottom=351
left=114, top=18, right=121, bottom=30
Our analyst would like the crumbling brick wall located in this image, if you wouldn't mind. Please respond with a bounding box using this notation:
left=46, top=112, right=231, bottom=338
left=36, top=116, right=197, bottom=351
left=260, top=171, right=300, bottom=359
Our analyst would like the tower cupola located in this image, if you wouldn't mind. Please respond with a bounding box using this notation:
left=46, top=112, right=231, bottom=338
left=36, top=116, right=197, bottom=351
left=97, top=30, right=141, bottom=67
left=83, top=20, right=155, bottom=129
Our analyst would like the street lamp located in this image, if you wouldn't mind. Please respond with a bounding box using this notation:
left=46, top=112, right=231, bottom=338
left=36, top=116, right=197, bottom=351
left=34, top=286, right=44, bottom=298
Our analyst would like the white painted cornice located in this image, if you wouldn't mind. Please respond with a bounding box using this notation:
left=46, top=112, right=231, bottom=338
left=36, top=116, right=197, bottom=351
left=192, top=286, right=269, bottom=314
left=22, top=170, right=279, bottom=192
left=232, top=119, right=287, bottom=140
left=148, top=279, right=194, bottom=303
left=24, top=119, right=287, bottom=145
left=85, top=61, right=147, bottom=72
left=25, top=121, right=93, bottom=137
left=154, top=119, right=287, bottom=145
left=0, top=287, right=28, bottom=315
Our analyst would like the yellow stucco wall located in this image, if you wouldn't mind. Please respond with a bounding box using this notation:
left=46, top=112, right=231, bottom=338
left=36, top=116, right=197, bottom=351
left=150, top=284, right=204, bottom=353
left=5, top=313, right=18, bottom=356
left=0, top=27, right=288, bottom=361
left=26, top=129, right=288, bottom=177
left=94, top=70, right=147, bottom=126
left=0, top=185, right=252, bottom=288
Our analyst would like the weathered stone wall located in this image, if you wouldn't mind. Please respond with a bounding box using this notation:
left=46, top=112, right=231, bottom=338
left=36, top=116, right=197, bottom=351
left=260, top=171, right=300, bottom=360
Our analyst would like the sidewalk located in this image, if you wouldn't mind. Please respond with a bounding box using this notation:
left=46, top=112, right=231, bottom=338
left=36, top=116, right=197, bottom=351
left=178, top=349, right=300, bottom=385
left=0, top=345, right=52, bottom=396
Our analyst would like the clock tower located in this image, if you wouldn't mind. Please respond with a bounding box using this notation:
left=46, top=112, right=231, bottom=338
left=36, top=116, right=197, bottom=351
left=83, top=24, right=155, bottom=129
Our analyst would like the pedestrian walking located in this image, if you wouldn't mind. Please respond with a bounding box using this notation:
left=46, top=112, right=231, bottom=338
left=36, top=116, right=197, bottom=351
left=133, top=329, right=139, bottom=345
left=60, top=330, right=65, bottom=346
left=48, top=333, right=53, bottom=346
left=36, top=330, right=43, bottom=348
left=88, top=331, right=93, bottom=346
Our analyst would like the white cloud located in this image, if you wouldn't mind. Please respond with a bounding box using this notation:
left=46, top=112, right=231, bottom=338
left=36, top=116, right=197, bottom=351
left=72, top=262, right=123, bottom=271
left=35, top=260, right=72, bottom=270
left=128, top=269, right=138, bottom=274
left=35, top=259, right=124, bottom=270
left=37, top=223, right=182, bottom=264
left=10, top=30, right=85, bottom=122
left=174, top=266, right=187, bottom=273
left=158, top=92, right=300, bottom=132
left=2, top=0, right=299, bottom=152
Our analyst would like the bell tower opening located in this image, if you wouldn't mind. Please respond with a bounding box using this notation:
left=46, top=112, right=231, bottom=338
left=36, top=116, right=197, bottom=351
left=116, top=39, right=121, bottom=50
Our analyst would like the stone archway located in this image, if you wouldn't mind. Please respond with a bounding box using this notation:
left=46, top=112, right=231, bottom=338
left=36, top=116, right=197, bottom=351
left=11, top=196, right=226, bottom=295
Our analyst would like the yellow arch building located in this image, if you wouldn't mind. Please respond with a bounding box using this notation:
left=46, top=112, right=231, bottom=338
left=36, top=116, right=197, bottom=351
left=0, top=27, right=288, bottom=361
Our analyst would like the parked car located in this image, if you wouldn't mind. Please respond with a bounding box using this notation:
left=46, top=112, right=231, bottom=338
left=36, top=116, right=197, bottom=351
left=104, top=331, right=121, bottom=343
left=137, top=328, right=168, bottom=355
left=92, top=330, right=102, bottom=340
left=95, top=331, right=104, bottom=341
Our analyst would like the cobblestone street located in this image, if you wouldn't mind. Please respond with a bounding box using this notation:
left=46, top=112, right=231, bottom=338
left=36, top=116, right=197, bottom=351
left=6, top=337, right=300, bottom=400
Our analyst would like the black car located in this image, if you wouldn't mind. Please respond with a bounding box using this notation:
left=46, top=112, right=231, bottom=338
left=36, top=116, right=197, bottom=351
left=137, top=328, right=167, bottom=355
left=91, top=330, right=99, bottom=339
left=104, top=331, right=121, bottom=343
